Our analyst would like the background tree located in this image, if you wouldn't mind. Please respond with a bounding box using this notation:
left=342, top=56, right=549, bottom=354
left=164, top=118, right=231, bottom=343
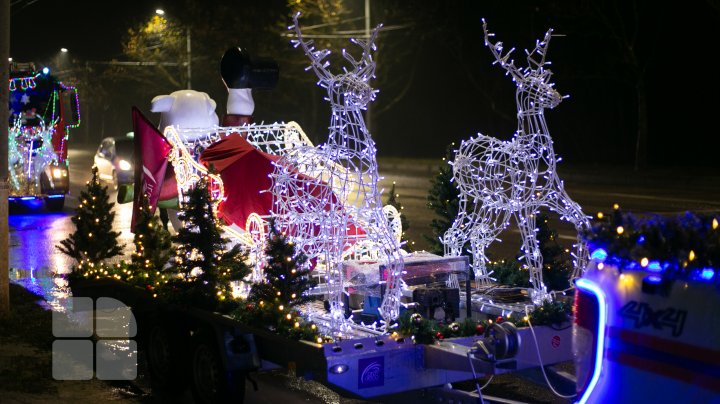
left=424, top=143, right=467, bottom=255
left=131, top=193, right=173, bottom=275
left=57, top=167, right=123, bottom=264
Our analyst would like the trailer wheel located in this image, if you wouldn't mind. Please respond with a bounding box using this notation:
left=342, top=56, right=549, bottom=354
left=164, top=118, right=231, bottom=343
left=146, top=323, right=188, bottom=396
left=190, top=335, right=246, bottom=404
left=44, top=196, right=65, bottom=212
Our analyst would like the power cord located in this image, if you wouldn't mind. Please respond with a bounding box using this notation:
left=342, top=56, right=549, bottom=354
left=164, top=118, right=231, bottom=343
left=524, top=305, right=577, bottom=399
left=466, top=350, right=490, bottom=404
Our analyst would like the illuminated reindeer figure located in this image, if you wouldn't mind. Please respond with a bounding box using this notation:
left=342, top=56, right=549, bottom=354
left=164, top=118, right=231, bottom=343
left=444, top=20, right=589, bottom=303
left=271, top=13, right=404, bottom=331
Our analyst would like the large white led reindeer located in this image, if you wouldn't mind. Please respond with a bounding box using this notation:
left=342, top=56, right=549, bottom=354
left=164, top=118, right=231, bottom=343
left=444, top=20, right=589, bottom=303
left=271, top=14, right=405, bottom=332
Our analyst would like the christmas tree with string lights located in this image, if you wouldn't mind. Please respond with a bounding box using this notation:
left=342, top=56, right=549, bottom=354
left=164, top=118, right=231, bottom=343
left=425, top=143, right=470, bottom=255
left=248, top=220, right=312, bottom=307
left=161, top=178, right=249, bottom=311
left=130, top=193, right=173, bottom=289
left=58, top=166, right=123, bottom=264
left=235, top=220, right=320, bottom=342
left=386, top=182, right=413, bottom=251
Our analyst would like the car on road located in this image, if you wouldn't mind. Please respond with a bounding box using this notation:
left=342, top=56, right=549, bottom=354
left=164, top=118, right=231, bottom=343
left=94, top=135, right=134, bottom=190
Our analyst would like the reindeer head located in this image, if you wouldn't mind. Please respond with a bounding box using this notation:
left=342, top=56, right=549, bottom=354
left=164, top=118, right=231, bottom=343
left=290, top=13, right=381, bottom=111
left=482, top=19, right=563, bottom=112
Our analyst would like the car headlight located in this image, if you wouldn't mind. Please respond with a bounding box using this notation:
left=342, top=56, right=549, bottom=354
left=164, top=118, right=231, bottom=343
left=118, top=159, right=132, bottom=171
left=52, top=167, right=67, bottom=178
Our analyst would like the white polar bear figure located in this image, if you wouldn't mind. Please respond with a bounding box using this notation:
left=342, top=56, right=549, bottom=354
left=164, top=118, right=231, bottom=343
left=148, top=89, right=220, bottom=231
left=151, top=90, right=219, bottom=141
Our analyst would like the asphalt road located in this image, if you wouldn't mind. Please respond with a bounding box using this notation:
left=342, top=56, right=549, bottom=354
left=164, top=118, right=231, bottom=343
left=8, top=143, right=720, bottom=403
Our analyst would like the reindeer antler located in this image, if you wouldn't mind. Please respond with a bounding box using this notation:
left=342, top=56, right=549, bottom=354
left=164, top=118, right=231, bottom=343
left=341, top=23, right=382, bottom=82
left=290, top=13, right=333, bottom=84
left=482, top=18, right=523, bottom=81
left=526, top=28, right=553, bottom=69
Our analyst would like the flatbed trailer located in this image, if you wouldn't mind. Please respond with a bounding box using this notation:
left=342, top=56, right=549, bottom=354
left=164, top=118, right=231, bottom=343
left=69, top=277, right=574, bottom=403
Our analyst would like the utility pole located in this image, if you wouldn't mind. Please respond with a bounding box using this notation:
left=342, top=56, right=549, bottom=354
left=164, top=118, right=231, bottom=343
left=1, top=0, right=11, bottom=316
left=364, top=0, right=373, bottom=135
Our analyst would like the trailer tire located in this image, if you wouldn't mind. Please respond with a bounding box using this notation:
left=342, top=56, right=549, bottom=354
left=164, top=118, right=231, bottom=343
left=146, top=322, right=189, bottom=397
left=190, top=334, right=246, bottom=404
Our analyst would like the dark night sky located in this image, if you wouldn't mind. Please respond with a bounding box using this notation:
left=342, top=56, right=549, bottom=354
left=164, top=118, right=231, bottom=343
left=9, top=0, right=720, bottom=168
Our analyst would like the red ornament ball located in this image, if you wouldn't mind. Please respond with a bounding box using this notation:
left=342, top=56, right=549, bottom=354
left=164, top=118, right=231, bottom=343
left=435, top=332, right=444, bottom=340
left=496, top=316, right=504, bottom=324
left=475, top=325, right=485, bottom=335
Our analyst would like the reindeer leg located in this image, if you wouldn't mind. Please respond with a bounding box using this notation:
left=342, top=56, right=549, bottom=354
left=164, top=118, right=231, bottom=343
left=517, top=208, right=548, bottom=304
left=444, top=193, right=473, bottom=257
left=551, top=187, right=591, bottom=280
left=468, top=204, right=511, bottom=288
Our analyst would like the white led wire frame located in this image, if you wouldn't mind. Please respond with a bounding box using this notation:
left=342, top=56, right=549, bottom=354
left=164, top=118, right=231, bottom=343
left=8, top=116, right=59, bottom=194
left=270, top=13, right=405, bottom=333
left=443, top=20, right=589, bottom=304
left=163, top=120, right=402, bottom=285
left=164, top=121, right=315, bottom=282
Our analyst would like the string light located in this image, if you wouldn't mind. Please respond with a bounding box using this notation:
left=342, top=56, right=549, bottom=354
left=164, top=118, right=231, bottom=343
left=443, top=20, right=589, bottom=304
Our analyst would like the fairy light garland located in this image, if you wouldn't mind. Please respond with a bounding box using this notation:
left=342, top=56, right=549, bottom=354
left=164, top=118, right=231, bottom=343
left=443, top=20, right=589, bottom=305
left=584, top=205, right=720, bottom=281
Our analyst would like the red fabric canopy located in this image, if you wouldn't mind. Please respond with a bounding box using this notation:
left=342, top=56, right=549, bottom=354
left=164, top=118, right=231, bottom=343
left=199, top=133, right=365, bottom=241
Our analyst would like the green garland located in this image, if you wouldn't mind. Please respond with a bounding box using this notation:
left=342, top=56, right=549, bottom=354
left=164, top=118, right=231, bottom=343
left=582, top=206, right=720, bottom=273
left=396, top=299, right=572, bottom=344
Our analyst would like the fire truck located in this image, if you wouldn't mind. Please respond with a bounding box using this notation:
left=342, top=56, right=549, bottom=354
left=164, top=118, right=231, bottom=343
left=8, top=62, right=80, bottom=211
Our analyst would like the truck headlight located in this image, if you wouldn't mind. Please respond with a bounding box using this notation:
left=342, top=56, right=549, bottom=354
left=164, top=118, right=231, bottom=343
left=119, top=159, right=132, bottom=171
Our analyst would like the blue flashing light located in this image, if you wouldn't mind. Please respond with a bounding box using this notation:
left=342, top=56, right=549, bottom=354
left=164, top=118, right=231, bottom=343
left=21, top=196, right=36, bottom=201
left=42, top=67, right=50, bottom=75
left=647, top=261, right=662, bottom=273
left=644, top=275, right=662, bottom=284
left=575, top=278, right=607, bottom=404
left=637, top=235, right=645, bottom=244
left=46, top=194, right=64, bottom=199
left=590, top=248, right=608, bottom=262
left=700, top=268, right=715, bottom=281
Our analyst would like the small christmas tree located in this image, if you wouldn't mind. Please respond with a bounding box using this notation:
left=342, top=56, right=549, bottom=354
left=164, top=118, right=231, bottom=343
left=248, top=220, right=312, bottom=307
left=162, top=178, right=249, bottom=311
left=425, top=143, right=470, bottom=255
left=386, top=182, right=413, bottom=251
left=130, top=193, right=173, bottom=288
left=234, top=220, right=321, bottom=342
left=58, top=166, right=123, bottom=264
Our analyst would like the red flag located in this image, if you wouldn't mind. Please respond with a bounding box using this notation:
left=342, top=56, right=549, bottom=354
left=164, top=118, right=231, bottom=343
left=131, top=107, right=172, bottom=229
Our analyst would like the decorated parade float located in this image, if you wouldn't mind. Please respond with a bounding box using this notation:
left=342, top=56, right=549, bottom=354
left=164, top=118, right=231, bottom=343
left=7, top=62, right=80, bottom=211
left=64, top=16, right=597, bottom=403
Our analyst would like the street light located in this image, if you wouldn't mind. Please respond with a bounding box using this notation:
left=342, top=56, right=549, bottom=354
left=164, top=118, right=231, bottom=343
left=60, top=48, right=68, bottom=53
left=155, top=8, right=191, bottom=89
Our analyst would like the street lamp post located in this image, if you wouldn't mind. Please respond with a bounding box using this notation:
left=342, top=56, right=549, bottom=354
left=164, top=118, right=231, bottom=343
left=156, top=9, right=191, bottom=89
